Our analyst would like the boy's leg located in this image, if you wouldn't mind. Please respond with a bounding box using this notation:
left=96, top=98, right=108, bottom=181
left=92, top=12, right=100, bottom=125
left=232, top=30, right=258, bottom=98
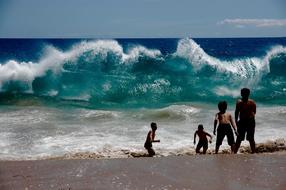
left=147, top=148, right=155, bottom=157
left=215, top=144, right=220, bottom=154
left=202, top=141, right=208, bottom=154
left=226, top=126, right=235, bottom=153
left=216, top=129, right=225, bottom=154
left=196, top=141, right=203, bottom=154
left=231, top=144, right=235, bottom=153
left=234, top=140, right=241, bottom=154
left=234, top=121, right=246, bottom=154
left=249, top=140, right=256, bottom=154
left=246, top=119, right=256, bottom=153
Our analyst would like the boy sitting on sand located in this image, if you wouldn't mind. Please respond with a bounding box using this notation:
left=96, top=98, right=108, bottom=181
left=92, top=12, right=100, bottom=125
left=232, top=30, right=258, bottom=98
left=144, top=122, right=160, bottom=157
left=213, top=101, right=238, bottom=154
left=194, top=124, right=212, bottom=154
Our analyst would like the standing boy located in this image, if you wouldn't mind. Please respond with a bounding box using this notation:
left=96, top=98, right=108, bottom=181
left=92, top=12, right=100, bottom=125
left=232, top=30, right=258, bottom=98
left=234, top=88, right=256, bottom=153
left=213, top=101, right=238, bottom=154
left=194, top=124, right=212, bottom=154
left=144, top=122, right=160, bottom=157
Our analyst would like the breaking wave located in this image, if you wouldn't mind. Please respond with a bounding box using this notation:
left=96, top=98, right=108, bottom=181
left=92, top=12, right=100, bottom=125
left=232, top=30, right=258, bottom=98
left=0, top=38, right=285, bottom=107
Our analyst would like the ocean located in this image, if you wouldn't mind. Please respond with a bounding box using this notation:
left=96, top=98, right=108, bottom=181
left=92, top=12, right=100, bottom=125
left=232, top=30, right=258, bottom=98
left=0, top=38, right=285, bottom=159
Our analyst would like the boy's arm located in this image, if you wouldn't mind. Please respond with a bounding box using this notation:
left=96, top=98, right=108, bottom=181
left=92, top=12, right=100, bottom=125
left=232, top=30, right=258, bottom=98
left=206, top=132, right=212, bottom=139
left=235, top=101, right=240, bottom=124
left=206, top=132, right=213, bottom=143
left=253, top=101, right=256, bottom=115
left=213, top=114, right=218, bottom=135
left=193, top=132, right=197, bottom=145
left=151, top=132, right=160, bottom=143
left=229, top=115, right=238, bottom=135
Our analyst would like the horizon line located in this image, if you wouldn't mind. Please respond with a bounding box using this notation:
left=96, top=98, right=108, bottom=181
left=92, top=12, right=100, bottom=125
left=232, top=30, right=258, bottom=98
left=0, top=36, right=285, bottom=39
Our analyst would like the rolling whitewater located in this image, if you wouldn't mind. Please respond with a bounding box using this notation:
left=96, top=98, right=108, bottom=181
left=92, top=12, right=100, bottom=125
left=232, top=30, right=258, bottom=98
left=0, top=38, right=286, bottom=159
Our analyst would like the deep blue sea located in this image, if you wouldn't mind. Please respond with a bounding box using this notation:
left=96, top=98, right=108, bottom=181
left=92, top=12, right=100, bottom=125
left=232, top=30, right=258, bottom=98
left=0, top=38, right=285, bottom=159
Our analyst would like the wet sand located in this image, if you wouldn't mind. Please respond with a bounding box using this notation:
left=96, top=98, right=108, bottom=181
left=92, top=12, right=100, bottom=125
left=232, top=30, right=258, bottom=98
left=0, top=154, right=285, bottom=190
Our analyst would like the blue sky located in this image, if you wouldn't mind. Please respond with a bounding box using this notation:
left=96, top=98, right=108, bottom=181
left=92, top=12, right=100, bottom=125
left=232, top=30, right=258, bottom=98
left=0, top=0, right=285, bottom=38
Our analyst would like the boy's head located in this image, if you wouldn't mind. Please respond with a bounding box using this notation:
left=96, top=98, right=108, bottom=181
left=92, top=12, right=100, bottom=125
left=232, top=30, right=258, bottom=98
left=198, top=124, right=204, bottom=131
left=151, top=122, right=157, bottom=131
left=241, top=88, right=250, bottom=101
left=218, top=101, right=227, bottom=112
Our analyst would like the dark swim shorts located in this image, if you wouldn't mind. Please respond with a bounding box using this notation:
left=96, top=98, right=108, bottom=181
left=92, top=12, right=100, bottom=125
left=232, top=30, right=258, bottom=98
left=237, top=118, right=255, bottom=141
left=144, top=142, right=155, bottom=156
left=216, top=123, right=235, bottom=146
left=196, top=139, right=208, bottom=153
left=146, top=147, right=155, bottom=156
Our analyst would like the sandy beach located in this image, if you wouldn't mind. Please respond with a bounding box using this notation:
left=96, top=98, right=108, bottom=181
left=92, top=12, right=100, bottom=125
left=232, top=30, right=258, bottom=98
left=0, top=154, right=285, bottom=190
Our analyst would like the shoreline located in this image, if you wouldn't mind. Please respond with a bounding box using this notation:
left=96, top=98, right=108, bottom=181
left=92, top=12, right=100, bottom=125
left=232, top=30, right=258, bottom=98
left=0, top=149, right=285, bottom=162
left=0, top=154, right=285, bottom=190
left=1, top=139, right=285, bottom=161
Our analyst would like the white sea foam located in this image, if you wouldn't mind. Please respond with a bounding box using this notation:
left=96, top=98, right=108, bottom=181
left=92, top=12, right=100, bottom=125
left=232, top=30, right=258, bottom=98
left=79, top=109, right=120, bottom=121
left=174, top=38, right=286, bottom=80
left=0, top=104, right=285, bottom=160
left=0, top=39, right=285, bottom=159
left=213, top=86, right=241, bottom=97
left=1, top=38, right=285, bottom=93
left=0, top=40, right=162, bottom=91
left=132, top=105, right=200, bottom=121
left=123, top=45, right=162, bottom=63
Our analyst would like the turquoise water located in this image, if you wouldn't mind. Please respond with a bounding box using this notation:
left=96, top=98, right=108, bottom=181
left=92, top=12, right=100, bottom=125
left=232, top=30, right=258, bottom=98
left=0, top=38, right=285, bottom=159
left=0, top=38, right=286, bottom=108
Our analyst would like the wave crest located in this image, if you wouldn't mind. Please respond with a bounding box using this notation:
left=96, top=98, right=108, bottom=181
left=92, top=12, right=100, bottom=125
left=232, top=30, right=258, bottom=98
left=175, top=38, right=286, bottom=78
left=0, top=38, right=285, bottom=106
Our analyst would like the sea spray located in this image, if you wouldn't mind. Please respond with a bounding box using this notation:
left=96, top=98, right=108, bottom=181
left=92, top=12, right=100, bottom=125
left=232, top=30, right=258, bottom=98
left=0, top=38, right=285, bottom=160
left=0, top=38, right=286, bottom=107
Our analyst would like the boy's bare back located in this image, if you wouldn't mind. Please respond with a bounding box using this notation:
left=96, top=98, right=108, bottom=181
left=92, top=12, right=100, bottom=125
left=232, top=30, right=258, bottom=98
left=236, top=99, right=256, bottom=120
left=215, top=112, right=232, bottom=125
